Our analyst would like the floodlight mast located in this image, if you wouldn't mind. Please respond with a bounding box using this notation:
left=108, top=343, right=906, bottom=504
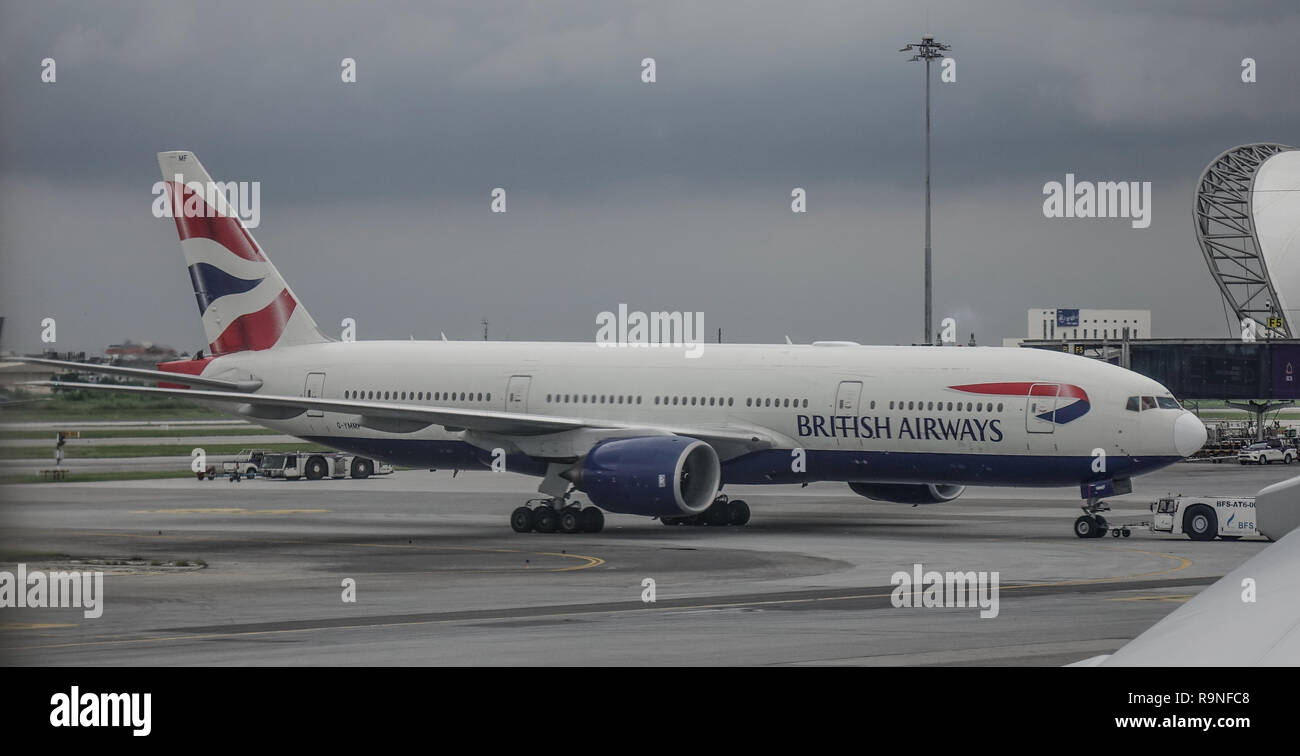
left=900, top=34, right=951, bottom=345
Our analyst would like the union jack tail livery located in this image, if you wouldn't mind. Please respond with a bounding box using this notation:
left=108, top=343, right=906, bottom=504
left=158, top=151, right=328, bottom=355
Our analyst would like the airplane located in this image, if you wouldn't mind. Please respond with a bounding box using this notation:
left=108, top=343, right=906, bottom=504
left=23, top=151, right=1208, bottom=535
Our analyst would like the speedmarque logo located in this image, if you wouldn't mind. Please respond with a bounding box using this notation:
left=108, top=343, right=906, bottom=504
left=49, top=686, right=151, bottom=736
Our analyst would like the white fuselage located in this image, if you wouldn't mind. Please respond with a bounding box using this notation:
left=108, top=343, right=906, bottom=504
left=193, top=340, right=1197, bottom=489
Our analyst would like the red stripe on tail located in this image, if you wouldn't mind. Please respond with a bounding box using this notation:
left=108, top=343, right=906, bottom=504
left=165, top=181, right=265, bottom=262
left=210, top=289, right=297, bottom=354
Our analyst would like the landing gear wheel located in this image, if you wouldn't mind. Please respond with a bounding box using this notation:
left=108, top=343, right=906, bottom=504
left=510, top=506, right=535, bottom=533
left=660, top=516, right=680, bottom=526
left=1184, top=505, right=1217, bottom=541
left=559, top=509, right=581, bottom=534
left=581, top=507, right=605, bottom=533
left=727, top=499, right=750, bottom=526
left=704, top=502, right=730, bottom=526
left=1111, top=528, right=1121, bottom=538
left=1121, top=528, right=1131, bottom=538
left=1092, top=515, right=1108, bottom=538
left=534, top=507, right=558, bottom=533
left=1074, top=515, right=1099, bottom=539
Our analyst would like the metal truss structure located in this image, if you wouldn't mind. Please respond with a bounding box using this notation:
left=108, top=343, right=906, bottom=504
left=1195, top=143, right=1297, bottom=338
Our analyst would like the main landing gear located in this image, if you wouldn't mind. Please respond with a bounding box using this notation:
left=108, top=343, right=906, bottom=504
left=1073, top=496, right=1112, bottom=539
left=661, top=494, right=750, bottom=527
left=511, top=497, right=605, bottom=534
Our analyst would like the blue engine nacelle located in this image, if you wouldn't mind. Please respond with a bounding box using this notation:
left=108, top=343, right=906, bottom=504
left=562, top=436, right=722, bottom=517
left=847, top=482, right=965, bottom=504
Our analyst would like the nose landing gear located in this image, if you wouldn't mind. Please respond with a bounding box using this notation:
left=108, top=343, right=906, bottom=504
left=1074, top=497, right=1111, bottom=539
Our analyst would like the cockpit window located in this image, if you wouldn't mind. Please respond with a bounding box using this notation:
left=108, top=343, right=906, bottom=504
left=1141, top=396, right=1157, bottom=410
left=1125, top=396, right=1140, bottom=412
left=1157, top=397, right=1181, bottom=410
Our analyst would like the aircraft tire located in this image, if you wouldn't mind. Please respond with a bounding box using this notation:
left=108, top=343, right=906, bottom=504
left=581, top=507, right=604, bottom=533
left=534, top=508, right=557, bottom=533
left=510, top=507, right=535, bottom=533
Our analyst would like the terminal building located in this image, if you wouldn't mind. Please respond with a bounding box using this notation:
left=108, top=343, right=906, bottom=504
left=1013, top=144, right=1300, bottom=442
left=1004, top=308, right=1151, bottom=347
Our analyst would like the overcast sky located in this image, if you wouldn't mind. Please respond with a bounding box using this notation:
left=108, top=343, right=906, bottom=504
left=2, top=0, right=1299, bottom=354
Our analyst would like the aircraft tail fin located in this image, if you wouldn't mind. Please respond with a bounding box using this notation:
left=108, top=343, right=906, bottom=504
left=157, top=151, right=329, bottom=355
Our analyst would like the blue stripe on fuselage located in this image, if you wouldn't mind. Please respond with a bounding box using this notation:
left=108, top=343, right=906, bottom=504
left=300, top=435, right=1180, bottom=488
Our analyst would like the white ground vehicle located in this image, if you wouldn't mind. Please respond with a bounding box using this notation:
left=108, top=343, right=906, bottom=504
left=221, top=448, right=270, bottom=479
left=1149, top=495, right=1258, bottom=541
left=258, top=451, right=392, bottom=480
left=1237, top=440, right=1296, bottom=465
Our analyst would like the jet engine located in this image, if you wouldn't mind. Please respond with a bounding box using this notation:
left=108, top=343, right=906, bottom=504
left=562, top=436, right=721, bottom=517
left=847, top=482, right=966, bottom=504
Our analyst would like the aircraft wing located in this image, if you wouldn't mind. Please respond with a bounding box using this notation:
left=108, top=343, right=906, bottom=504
left=14, top=357, right=262, bottom=391
left=1073, top=525, right=1300, bottom=667
left=27, top=380, right=781, bottom=452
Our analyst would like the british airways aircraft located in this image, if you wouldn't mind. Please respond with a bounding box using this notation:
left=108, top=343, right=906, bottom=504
left=26, top=152, right=1208, bottom=536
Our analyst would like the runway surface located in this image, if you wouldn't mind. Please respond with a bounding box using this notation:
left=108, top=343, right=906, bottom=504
left=0, top=463, right=1291, bottom=666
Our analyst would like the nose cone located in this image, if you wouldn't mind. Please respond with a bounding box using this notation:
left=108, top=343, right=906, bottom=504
left=1174, top=413, right=1207, bottom=457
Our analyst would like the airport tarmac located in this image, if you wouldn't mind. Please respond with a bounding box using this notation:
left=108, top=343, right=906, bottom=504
left=0, top=463, right=1292, bottom=666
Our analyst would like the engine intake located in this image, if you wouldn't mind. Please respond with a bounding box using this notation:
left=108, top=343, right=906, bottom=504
left=847, top=482, right=966, bottom=504
left=562, top=436, right=721, bottom=517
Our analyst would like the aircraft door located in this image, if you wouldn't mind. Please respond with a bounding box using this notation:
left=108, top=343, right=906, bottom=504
left=835, top=381, right=863, bottom=447
left=1025, top=383, right=1059, bottom=434
left=506, top=375, right=532, bottom=413
left=304, top=372, right=326, bottom=418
